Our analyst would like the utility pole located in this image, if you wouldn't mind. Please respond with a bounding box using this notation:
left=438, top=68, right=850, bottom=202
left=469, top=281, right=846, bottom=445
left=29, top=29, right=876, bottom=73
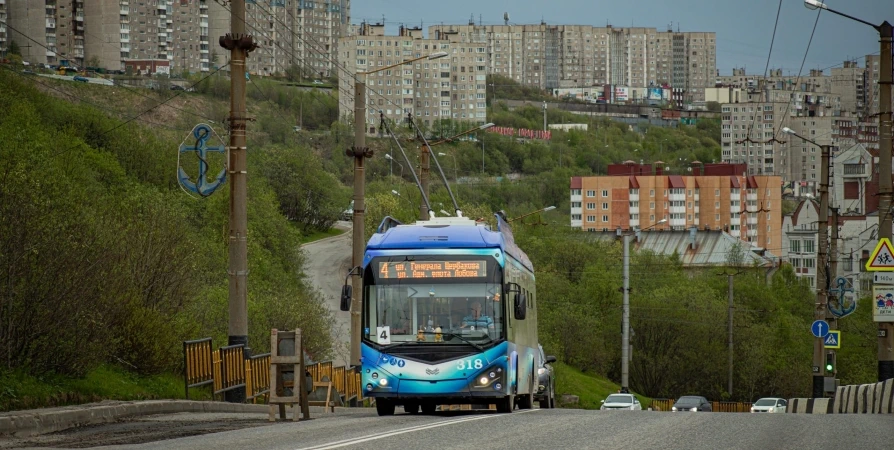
left=829, top=207, right=840, bottom=383
left=219, top=0, right=256, bottom=403
left=542, top=101, right=547, bottom=131
left=878, top=22, right=894, bottom=382
left=415, top=113, right=431, bottom=221
left=727, top=274, right=734, bottom=397
left=813, top=143, right=831, bottom=398
left=348, top=78, right=372, bottom=368
left=621, top=234, right=631, bottom=391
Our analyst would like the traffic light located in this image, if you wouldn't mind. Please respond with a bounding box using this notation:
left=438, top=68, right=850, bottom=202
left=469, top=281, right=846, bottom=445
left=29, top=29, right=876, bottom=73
left=825, top=351, right=836, bottom=373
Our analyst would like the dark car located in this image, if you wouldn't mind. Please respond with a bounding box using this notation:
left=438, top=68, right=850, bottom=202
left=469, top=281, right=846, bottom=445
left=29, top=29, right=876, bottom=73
left=170, top=84, right=185, bottom=91
left=73, top=75, right=88, bottom=82
left=672, top=395, right=712, bottom=412
left=534, top=344, right=557, bottom=408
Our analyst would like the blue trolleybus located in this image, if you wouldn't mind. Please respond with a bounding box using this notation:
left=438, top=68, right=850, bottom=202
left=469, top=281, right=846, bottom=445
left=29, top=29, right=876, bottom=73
left=349, top=213, right=539, bottom=415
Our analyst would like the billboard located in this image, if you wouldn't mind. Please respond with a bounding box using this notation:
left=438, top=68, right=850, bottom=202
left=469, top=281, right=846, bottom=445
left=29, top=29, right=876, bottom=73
left=614, top=87, right=629, bottom=102
left=648, top=88, right=663, bottom=101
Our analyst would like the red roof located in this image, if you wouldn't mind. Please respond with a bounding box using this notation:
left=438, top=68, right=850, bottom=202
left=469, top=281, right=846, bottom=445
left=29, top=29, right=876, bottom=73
left=668, top=175, right=685, bottom=188
left=570, top=176, right=582, bottom=189
left=629, top=176, right=640, bottom=189
left=730, top=176, right=740, bottom=188
left=746, top=176, right=758, bottom=189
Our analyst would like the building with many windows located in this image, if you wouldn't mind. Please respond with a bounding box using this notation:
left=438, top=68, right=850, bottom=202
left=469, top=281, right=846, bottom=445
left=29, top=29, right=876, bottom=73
left=427, top=22, right=716, bottom=104
left=569, top=162, right=781, bottom=250
left=4, top=0, right=348, bottom=76
left=337, top=23, right=488, bottom=133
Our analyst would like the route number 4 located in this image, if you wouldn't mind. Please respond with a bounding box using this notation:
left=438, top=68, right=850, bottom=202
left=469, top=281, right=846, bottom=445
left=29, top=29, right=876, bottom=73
left=457, top=359, right=483, bottom=370
left=376, top=326, right=391, bottom=345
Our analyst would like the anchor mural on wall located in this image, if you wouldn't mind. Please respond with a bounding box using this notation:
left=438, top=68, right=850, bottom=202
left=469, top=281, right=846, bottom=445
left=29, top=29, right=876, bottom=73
left=177, top=123, right=227, bottom=197
left=828, top=277, right=857, bottom=318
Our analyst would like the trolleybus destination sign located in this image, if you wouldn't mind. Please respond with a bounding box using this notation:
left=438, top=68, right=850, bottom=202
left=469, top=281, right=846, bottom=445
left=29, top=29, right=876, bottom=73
left=378, top=261, right=487, bottom=279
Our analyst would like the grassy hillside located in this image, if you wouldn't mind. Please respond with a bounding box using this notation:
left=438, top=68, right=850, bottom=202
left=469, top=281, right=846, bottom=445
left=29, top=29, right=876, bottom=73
left=555, top=362, right=652, bottom=410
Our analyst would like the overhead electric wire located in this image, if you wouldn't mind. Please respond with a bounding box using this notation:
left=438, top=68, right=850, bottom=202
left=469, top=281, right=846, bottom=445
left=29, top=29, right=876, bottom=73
left=771, top=7, right=823, bottom=143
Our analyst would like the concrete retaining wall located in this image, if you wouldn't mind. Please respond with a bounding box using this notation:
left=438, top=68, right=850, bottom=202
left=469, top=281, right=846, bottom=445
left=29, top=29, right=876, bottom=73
left=787, top=379, right=894, bottom=414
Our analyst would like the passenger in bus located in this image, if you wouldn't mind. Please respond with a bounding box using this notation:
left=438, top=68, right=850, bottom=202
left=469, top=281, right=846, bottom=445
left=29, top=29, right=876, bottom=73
left=461, top=301, right=494, bottom=331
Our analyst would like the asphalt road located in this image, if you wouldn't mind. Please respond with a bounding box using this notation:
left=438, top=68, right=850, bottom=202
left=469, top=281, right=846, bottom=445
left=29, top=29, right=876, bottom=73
left=7, top=408, right=893, bottom=450
left=302, top=222, right=353, bottom=367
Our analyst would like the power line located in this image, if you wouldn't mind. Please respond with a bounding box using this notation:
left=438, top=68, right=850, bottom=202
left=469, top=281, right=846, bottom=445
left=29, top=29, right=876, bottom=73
left=771, top=7, right=823, bottom=143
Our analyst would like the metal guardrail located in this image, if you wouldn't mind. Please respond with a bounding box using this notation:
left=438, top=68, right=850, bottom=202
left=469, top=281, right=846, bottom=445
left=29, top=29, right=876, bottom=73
left=183, top=338, right=214, bottom=400
left=183, top=338, right=361, bottom=405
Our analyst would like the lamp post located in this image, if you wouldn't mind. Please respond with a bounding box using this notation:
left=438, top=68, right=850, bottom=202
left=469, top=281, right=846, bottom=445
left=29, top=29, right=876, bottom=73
left=784, top=126, right=833, bottom=397
left=348, top=51, right=449, bottom=367
left=508, top=206, right=556, bottom=223
left=438, top=152, right=457, bottom=181
left=621, top=218, right=668, bottom=392
left=802, top=0, right=894, bottom=383
left=385, top=153, right=403, bottom=182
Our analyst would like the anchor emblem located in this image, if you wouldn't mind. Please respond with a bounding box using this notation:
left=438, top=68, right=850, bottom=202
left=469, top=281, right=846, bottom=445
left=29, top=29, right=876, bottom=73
left=177, top=123, right=226, bottom=197
left=828, top=277, right=857, bottom=318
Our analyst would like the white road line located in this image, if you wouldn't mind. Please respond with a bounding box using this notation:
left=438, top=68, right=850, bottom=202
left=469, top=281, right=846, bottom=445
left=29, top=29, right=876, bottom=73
left=296, top=410, right=540, bottom=450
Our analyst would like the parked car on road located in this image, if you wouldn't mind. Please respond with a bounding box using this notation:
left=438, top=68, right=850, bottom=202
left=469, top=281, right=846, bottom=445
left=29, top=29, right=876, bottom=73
left=750, top=397, right=787, bottom=413
left=672, top=395, right=712, bottom=412
left=341, top=200, right=354, bottom=221
left=73, top=75, right=89, bottom=82
left=534, top=344, right=556, bottom=408
left=600, top=393, right=642, bottom=411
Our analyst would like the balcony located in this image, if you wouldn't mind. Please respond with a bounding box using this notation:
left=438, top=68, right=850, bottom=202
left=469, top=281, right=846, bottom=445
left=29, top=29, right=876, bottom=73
left=120, top=8, right=128, bottom=14
left=46, top=20, right=56, bottom=29
left=843, top=163, right=866, bottom=177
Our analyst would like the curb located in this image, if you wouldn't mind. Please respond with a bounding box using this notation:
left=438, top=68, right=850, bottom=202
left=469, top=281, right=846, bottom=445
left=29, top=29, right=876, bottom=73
left=0, top=400, right=270, bottom=438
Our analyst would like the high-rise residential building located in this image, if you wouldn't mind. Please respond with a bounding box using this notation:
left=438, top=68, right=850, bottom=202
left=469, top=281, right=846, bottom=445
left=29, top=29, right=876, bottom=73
left=0, top=1, right=7, bottom=56
left=569, top=163, right=782, bottom=250
left=5, top=0, right=347, bottom=76
left=338, top=23, right=488, bottom=134
left=6, top=0, right=84, bottom=67
left=427, top=23, right=716, bottom=104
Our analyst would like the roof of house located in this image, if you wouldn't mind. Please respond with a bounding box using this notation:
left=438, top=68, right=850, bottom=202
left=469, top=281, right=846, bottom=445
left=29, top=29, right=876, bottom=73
left=584, top=228, right=777, bottom=267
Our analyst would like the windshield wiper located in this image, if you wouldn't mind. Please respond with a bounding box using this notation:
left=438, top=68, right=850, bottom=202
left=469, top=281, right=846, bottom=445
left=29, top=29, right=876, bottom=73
left=438, top=332, right=485, bottom=351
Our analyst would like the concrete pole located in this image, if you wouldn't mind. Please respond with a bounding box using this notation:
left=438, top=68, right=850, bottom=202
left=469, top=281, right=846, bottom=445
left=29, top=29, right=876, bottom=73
left=728, top=274, right=734, bottom=397
left=420, top=142, right=431, bottom=221
left=830, top=207, right=839, bottom=379
left=813, top=144, right=830, bottom=398
left=349, top=79, right=371, bottom=367
left=223, top=0, right=251, bottom=403
left=877, top=22, right=894, bottom=382
left=621, top=234, right=630, bottom=391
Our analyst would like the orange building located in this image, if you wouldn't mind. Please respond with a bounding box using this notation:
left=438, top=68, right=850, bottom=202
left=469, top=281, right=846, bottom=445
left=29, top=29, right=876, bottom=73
left=570, top=163, right=782, bottom=250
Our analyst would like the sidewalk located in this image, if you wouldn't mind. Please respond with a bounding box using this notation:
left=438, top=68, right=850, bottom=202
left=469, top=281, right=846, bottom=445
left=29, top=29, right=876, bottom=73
left=0, top=400, right=350, bottom=438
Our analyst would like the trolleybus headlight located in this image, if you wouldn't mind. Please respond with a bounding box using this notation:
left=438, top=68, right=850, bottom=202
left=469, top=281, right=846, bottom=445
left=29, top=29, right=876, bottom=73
left=479, top=376, right=489, bottom=385
left=379, top=378, right=388, bottom=386
left=538, top=368, right=546, bottom=375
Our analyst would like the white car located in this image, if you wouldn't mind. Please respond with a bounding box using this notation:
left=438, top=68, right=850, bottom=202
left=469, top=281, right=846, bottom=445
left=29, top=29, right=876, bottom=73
left=600, top=393, right=642, bottom=411
left=750, top=397, right=787, bottom=413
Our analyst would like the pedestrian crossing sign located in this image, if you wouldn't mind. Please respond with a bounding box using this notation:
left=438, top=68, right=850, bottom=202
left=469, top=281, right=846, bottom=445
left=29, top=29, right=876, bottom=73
left=866, top=238, right=894, bottom=271
left=824, top=330, right=840, bottom=349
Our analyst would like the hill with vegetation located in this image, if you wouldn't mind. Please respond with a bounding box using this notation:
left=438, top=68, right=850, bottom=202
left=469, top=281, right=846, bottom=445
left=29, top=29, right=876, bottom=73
left=0, top=66, right=881, bottom=410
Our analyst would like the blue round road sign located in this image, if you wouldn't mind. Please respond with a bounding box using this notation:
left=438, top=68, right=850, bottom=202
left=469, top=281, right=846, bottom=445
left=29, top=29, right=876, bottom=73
left=811, top=320, right=829, bottom=338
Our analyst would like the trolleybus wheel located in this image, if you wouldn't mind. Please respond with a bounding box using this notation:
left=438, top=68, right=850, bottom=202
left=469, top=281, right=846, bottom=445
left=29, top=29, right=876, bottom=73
left=376, top=399, right=395, bottom=416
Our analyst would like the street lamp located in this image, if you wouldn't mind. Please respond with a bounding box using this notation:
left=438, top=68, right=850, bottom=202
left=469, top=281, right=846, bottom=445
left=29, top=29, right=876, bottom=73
left=438, top=152, right=458, bottom=181
left=508, top=206, right=556, bottom=223
left=385, top=153, right=403, bottom=181
left=801, top=0, right=894, bottom=384
left=783, top=126, right=835, bottom=396
left=621, top=218, right=668, bottom=392
left=346, top=50, right=450, bottom=366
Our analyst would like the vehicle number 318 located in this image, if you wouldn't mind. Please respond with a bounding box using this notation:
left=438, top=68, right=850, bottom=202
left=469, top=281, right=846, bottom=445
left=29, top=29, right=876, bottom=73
left=456, top=359, right=483, bottom=370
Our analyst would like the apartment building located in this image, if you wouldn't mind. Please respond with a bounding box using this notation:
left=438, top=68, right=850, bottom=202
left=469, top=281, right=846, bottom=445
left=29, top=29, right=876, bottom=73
left=5, top=0, right=347, bottom=76
left=0, top=1, right=8, bottom=56
left=6, top=0, right=84, bottom=66
left=337, top=23, right=488, bottom=133
left=427, top=23, right=716, bottom=104
left=569, top=162, right=782, bottom=250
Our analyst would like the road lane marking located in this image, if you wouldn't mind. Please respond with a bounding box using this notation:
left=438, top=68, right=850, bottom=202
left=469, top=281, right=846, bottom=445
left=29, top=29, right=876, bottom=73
left=296, top=410, right=539, bottom=450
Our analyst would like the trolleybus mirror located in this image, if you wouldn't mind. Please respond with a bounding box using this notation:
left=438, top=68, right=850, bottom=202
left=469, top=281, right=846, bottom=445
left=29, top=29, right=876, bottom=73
left=515, top=292, right=527, bottom=320
left=340, top=285, right=352, bottom=312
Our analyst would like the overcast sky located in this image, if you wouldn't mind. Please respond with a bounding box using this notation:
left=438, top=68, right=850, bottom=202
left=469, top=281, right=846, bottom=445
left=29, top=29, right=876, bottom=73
left=351, top=0, right=890, bottom=76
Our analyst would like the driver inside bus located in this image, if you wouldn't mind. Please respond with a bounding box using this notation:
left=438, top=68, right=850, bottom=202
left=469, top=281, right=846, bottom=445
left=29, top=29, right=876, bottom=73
left=461, top=301, right=494, bottom=331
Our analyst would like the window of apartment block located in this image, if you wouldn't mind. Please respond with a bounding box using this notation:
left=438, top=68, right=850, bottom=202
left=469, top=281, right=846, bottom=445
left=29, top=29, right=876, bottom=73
left=804, top=259, right=815, bottom=268
left=715, top=189, right=720, bottom=196
left=587, top=216, right=596, bottom=222
left=586, top=190, right=595, bottom=197
left=649, top=202, right=655, bottom=209
left=571, top=189, right=581, bottom=195
left=602, top=203, right=608, bottom=210
left=804, top=240, right=814, bottom=253
left=650, top=190, right=655, bottom=197
left=650, top=215, right=655, bottom=221
left=587, top=203, right=595, bottom=209
left=602, top=190, right=609, bottom=197
left=602, top=215, right=608, bottom=222
left=715, top=214, right=720, bottom=220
